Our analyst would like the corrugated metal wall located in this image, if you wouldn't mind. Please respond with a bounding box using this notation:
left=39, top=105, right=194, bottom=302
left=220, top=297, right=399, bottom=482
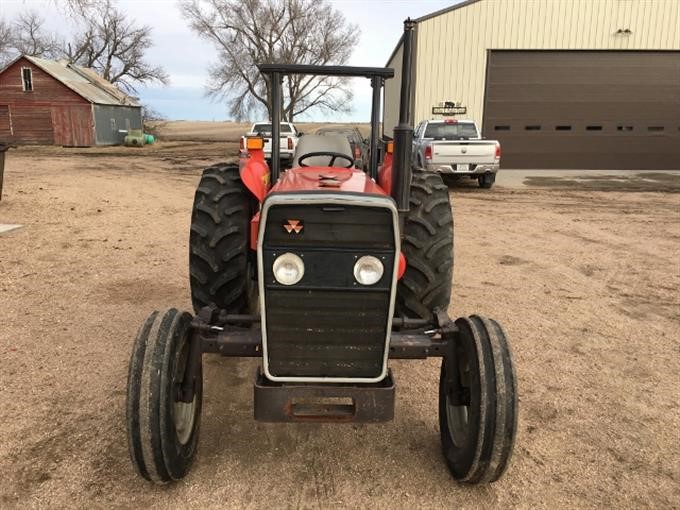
left=93, top=105, right=143, bottom=145
left=383, top=42, right=403, bottom=139
left=384, top=0, right=680, bottom=135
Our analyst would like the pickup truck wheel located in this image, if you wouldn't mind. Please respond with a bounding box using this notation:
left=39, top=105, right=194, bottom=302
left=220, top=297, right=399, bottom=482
left=189, top=164, right=257, bottom=314
left=396, top=170, right=454, bottom=319
left=478, top=173, right=495, bottom=189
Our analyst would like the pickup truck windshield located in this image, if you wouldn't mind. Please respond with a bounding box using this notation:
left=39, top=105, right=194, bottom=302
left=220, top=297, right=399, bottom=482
left=252, top=123, right=293, bottom=133
left=424, top=123, right=478, bottom=140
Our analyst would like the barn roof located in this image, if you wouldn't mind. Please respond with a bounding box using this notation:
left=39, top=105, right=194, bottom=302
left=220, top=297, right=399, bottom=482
left=19, top=55, right=140, bottom=107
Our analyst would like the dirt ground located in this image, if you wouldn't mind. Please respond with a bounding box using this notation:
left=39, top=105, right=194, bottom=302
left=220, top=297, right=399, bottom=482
left=0, top=140, right=679, bottom=509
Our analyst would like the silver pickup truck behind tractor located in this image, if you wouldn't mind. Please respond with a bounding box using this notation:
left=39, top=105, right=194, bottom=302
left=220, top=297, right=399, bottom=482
left=413, top=119, right=501, bottom=189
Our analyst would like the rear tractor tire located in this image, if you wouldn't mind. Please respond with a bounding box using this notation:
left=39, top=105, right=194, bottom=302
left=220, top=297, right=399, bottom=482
left=126, top=309, right=202, bottom=484
left=439, top=315, right=517, bottom=484
left=189, top=164, right=258, bottom=314
left=396, top=170, right=454, bottom=319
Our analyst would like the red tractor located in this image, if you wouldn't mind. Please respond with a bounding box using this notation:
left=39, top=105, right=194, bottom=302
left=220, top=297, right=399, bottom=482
left=126, top=20, right=517, bottom=485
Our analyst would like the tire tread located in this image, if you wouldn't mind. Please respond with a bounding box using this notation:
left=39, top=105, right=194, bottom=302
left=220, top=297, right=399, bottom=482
left=439, top=315, right=517, bottom=484
left=126, top=309, right=201, bottom=484
left=189, top=164, right=255, bottom=313
left=396, top=170, right=454, bottom=319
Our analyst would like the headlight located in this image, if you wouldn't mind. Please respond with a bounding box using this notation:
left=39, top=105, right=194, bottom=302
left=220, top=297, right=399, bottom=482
left=272, top=253, right=304, bottom=285
left=353, top=255, right=384, bottom=285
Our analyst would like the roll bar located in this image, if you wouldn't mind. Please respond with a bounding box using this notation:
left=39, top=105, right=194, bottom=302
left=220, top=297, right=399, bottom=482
left=258, top=64, right=394, bottom=79
left=257, top=65, right=394, bottom=183
left=257, top=18, right=416, bottom=214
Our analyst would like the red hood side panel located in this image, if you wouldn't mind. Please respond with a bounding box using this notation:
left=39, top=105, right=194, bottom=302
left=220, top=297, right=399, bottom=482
left=270, top=167, right=388, bottom=195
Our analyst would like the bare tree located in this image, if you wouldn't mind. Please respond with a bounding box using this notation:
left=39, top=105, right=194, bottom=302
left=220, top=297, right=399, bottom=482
left=141, top=103, right=167, bottom=137
left=1, top=2, right=167, bottom=93
left=180, top=0, right=358, bottom=121
left=8, top=11, right=63, bottom=60
left=65, top=1, right=169, bottom=92
left=57, top=0, right=107, bottom=16
left=0, top=20, right=13, bottom=67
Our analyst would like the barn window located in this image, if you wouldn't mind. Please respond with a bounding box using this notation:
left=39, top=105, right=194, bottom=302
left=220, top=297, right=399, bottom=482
left=586, top=126, right=603, bottom=131
left=648, top=126, right=664, bottom=132
left=525, top=125, right=541, bottom=131
left=494, top=125, right=511, bottom=131
left=21, top=68, right=33, bottom=92
left=555, top=125, right=572, bottom=131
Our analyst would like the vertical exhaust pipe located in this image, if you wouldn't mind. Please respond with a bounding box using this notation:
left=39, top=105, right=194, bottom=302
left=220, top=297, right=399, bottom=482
left=270, top=72, right=282, bottom=184
left=391, top=18, right=416, bottom=213
left=369, top=76, right=382, bottom=180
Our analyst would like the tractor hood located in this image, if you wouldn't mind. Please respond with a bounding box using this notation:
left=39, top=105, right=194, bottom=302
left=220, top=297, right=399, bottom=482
left=271, top=167, right=387, bottom=195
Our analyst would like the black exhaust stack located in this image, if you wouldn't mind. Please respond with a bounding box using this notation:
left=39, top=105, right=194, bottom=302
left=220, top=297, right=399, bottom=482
left=270, top=71, right=282, bottom=184
left=391, top=18, right=416, bottom=213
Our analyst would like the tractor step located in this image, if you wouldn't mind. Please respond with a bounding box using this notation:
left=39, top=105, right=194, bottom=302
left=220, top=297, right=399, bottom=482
left=254, top=368, right=395, bottom=423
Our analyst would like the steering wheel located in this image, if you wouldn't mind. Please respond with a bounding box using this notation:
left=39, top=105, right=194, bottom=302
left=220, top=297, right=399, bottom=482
left=298, top=151, right=355, bottom=169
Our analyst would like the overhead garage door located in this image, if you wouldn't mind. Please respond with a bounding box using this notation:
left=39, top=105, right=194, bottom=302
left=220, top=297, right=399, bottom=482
left=482, top=51, right=680, bottom=170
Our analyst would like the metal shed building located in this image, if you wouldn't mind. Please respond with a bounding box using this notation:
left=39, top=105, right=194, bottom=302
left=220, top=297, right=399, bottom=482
left=384, top=0, right=680, bottom=169
left=0, top=55, right=142, bottom=146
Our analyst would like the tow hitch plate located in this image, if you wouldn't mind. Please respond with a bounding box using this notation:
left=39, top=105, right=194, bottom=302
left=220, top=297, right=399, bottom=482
left=254, top=368, right=395, bottom=423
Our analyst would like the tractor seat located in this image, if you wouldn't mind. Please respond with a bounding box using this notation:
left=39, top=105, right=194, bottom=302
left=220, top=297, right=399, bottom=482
left=292, top=134, right=353, bottom=168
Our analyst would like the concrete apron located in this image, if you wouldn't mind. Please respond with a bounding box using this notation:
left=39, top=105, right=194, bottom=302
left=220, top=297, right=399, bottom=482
left=496, top=169, right=680, bottom=191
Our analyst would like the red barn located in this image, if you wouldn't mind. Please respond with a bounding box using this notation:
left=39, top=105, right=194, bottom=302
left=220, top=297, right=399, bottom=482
left=0, top=55, right=142, bottom=146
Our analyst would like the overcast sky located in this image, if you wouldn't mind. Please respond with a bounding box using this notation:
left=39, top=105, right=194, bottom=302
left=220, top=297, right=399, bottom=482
left=2, top=0, right=459, bottom=121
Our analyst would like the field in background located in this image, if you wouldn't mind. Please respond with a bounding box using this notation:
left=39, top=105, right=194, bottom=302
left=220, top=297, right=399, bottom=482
left=155, top=120, right=371, bottom=142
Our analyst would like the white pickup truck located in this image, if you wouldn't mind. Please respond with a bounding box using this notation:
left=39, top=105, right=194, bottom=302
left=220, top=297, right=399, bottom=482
left=240, top=121, right=300, bottom=164
left=412, top=119, right=500, bottom=189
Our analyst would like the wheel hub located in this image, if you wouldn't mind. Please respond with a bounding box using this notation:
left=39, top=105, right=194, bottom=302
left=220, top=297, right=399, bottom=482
left=445, top=353, right=471, bottom=448
left=173, top=398, right=196, bottom=445
left=173, top=340, right=197, bottom=445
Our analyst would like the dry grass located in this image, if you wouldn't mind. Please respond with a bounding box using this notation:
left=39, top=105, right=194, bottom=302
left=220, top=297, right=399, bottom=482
left=154, top=120, right=370, bottom=142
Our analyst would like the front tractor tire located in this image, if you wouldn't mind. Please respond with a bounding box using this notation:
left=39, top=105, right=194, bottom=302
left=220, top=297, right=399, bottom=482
left=439, top=315, right=517, bottom=484
left=189, top=164, right=257, bottom=314
left=126, top=309, right=202, bottom=484
left=396, top=170, right=454, bottom=319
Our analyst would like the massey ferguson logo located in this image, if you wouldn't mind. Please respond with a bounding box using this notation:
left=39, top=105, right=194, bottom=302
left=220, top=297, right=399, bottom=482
left=283, top=219, right=303, bottom=234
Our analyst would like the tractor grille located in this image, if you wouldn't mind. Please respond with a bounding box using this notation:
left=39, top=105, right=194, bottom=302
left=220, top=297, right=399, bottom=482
left=260, top=196, right=397, bottom=380
left=265, top=289, right=389, bottom=378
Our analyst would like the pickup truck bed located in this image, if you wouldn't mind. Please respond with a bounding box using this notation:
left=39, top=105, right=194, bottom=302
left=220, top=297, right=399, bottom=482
left=241, top=122, right=299, bottom=163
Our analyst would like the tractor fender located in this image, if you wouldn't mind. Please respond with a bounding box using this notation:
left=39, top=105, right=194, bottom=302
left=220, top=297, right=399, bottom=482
left=398, top=252, right=406, bottom=280
left=239, top=151, right=270, bottom=202
left=378, top=152, right=393, bottom=195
